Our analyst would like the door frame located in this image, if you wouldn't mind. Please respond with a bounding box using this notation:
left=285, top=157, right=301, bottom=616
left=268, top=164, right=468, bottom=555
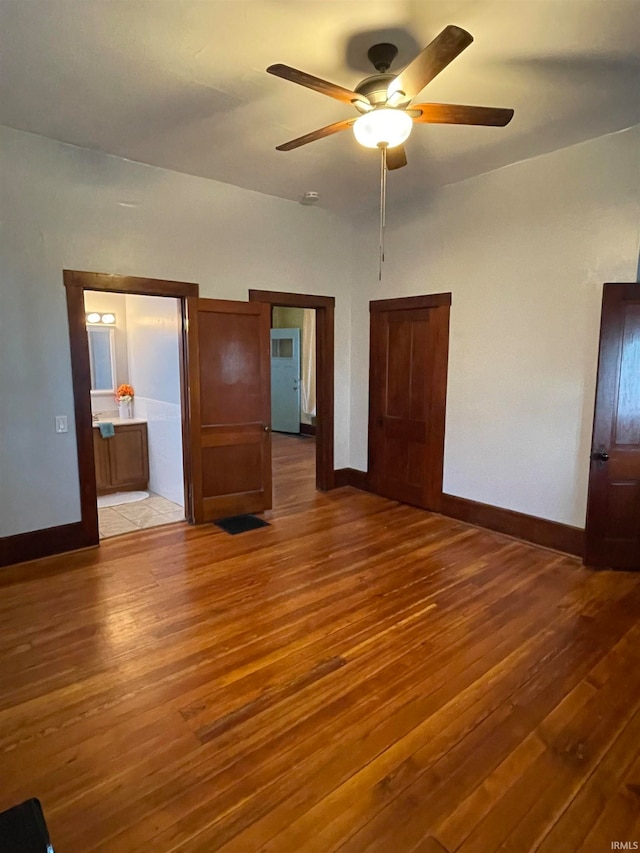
left=64, top=270, right=199, bottom=547
left=248, top=289, right=335, bottom=491
left=368, top=292, right=451, bottom=511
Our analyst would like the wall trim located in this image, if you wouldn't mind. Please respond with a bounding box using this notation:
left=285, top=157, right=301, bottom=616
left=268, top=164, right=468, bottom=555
left=441, top=494, right=584, bottom=557
left=369, top=292, right=451, bottom=312
left=334, top=470, right=584, bottom=557
left=0, top=522, right=96, bottom=569
left=64, top=269, right=199, bottom=298
left=334, top=468, right=371, bottom=491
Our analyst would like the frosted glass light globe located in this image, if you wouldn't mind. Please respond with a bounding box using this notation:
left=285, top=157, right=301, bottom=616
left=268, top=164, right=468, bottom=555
left=353, top=108, right=412, bottom=149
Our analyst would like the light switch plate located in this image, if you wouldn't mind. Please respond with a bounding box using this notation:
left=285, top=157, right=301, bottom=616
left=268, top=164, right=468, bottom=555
left=55, top=415, right=68, bottom=433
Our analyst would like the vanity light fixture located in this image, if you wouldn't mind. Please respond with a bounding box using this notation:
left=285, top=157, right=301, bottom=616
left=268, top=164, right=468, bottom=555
left=86, top=312, right=116, bottom=325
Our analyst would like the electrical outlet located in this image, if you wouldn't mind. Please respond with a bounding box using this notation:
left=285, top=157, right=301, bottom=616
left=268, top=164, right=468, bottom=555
left=55, top=415, right=68, bottom=433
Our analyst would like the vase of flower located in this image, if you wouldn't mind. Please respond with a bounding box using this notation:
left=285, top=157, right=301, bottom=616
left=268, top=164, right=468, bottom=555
left=115, top=384, right=134, bottom=419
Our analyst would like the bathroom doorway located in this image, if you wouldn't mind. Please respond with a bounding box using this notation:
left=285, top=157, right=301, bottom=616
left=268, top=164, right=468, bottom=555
left=84, top=290, right=187, bottom=538
left=64, top=270, right=196, bottom=547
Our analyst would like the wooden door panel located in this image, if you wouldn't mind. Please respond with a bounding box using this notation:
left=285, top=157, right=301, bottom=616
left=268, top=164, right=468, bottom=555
left=369, top=296, right=450, bottom=512
left=386, top=316, right=413, bottom=418
left=585, top=283, right=640, bottom=569
left=199, top=311, right=264, bottom=425
left=189, top=298, right=272, bottom=523
left=604, top=482, right=640, bottom=538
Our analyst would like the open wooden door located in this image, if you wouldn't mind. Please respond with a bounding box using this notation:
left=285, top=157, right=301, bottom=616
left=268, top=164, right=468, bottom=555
left=585, top=283, right=640, bottom=569
left=188, top=298, right=272, bottom=522
left=368, top=293, right=450, bottom=512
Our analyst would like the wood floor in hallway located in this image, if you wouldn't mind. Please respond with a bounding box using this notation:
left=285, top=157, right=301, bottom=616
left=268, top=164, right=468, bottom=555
left=1, top=437, right=639, bottom=852
left=270, top=431, right=317, bottom=514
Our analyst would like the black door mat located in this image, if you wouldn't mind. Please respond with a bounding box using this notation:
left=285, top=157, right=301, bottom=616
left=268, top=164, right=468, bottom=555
left=214, top=514, right=270, bottom=535
left=0, top=798, right=53, bottom=852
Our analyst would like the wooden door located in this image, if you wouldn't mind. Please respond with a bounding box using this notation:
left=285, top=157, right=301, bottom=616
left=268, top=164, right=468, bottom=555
left=188, top=298, right=272, bottom=522
left=585, top=283, right=640, bottom=569
left=368, top=294, right=450, bottom=511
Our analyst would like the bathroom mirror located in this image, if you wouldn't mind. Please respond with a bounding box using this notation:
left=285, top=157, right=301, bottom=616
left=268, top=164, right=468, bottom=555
left=87, top=326, right=116, bottom=392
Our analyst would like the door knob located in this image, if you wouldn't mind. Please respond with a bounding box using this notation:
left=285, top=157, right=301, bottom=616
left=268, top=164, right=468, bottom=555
left=590, top=450, right=609, bottom=461
left=263, top=423, right=270, bottom=432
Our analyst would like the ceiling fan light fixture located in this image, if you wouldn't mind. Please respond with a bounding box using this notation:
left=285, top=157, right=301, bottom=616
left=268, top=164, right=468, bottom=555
left=353, top=108, right=412, bottom=149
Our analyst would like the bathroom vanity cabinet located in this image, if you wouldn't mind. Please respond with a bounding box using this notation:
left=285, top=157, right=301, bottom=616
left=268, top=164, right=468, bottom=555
left=93, top=420, right=149, bottom=495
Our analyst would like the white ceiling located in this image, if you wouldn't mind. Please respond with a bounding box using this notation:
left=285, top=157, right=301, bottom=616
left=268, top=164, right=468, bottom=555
left=1, top=0, right=638, bottom=214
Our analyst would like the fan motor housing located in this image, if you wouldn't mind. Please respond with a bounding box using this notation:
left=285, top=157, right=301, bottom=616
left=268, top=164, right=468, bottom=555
left=354, top=73, right=408, bottom=113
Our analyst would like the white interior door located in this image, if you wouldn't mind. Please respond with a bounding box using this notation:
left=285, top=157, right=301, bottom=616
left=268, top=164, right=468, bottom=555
left=270, top=328, right=300, bottom=433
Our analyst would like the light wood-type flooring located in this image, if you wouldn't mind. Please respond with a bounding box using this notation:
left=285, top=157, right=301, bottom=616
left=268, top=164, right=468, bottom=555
left=1, top=434, right=639, bottom=851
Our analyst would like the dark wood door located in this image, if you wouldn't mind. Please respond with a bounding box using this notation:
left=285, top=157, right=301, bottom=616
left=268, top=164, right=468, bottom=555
left=368, top=294, right=450, bottom=511
left=188, top=298, right=272, bottom=522
left=585, top=283, right=640, bottom=569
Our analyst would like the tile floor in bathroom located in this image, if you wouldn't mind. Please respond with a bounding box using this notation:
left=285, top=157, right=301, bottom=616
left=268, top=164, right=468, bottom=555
left=98, top=493, right=185, bottom=539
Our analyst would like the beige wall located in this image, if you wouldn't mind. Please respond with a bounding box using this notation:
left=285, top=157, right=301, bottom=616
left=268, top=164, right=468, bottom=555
left=2, top=120, right=638, bottom=538
left=0, top=126, right=351, bottom=536
left=350, top=126, right=640, bottom=528
left=272, top=306, right=304, bottom=329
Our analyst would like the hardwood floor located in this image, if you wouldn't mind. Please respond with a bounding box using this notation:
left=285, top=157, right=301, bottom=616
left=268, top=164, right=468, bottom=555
left=1, top=435, right=639, bottom=851
left=270, top=431, right=318, bottom=513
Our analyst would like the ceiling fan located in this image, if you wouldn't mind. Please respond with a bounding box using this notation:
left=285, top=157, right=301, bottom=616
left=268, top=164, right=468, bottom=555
left=267, top=25, right=514, bottom=170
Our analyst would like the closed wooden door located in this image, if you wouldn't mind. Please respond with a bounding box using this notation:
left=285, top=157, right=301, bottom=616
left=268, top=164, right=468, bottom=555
left=368, top=294, right=450, bottom=511
left=270, top=328, right=301, bottom=433
left=188, top=298, right=272, bottom=522
left=585, top=283, right=640, bottom=569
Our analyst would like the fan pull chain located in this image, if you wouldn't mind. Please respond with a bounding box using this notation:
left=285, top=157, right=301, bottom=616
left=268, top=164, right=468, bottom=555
left=379, top=144, right=387, bottom=281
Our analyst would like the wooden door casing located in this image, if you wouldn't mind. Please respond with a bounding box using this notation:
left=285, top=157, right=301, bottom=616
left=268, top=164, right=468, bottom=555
left=585, top=282, right=640, bottom=569
left=248, top=289, right=335, bottom=492
left=368, top=293, right=451, bottom=512
left=188, top=298, right=272, bottom=522
left=63, top=270, right=197, bottom=556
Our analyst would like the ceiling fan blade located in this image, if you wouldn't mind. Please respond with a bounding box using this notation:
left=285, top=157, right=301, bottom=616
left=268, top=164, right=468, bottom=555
left=388, top=25, right=473, bottom=101
left=386, top=145, right=408, bottom=170
left=412, top=103, right=514, bottom=126
left=275, top=118, right=356, bottom=151
left=267, top=64, right=369, bottom=107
